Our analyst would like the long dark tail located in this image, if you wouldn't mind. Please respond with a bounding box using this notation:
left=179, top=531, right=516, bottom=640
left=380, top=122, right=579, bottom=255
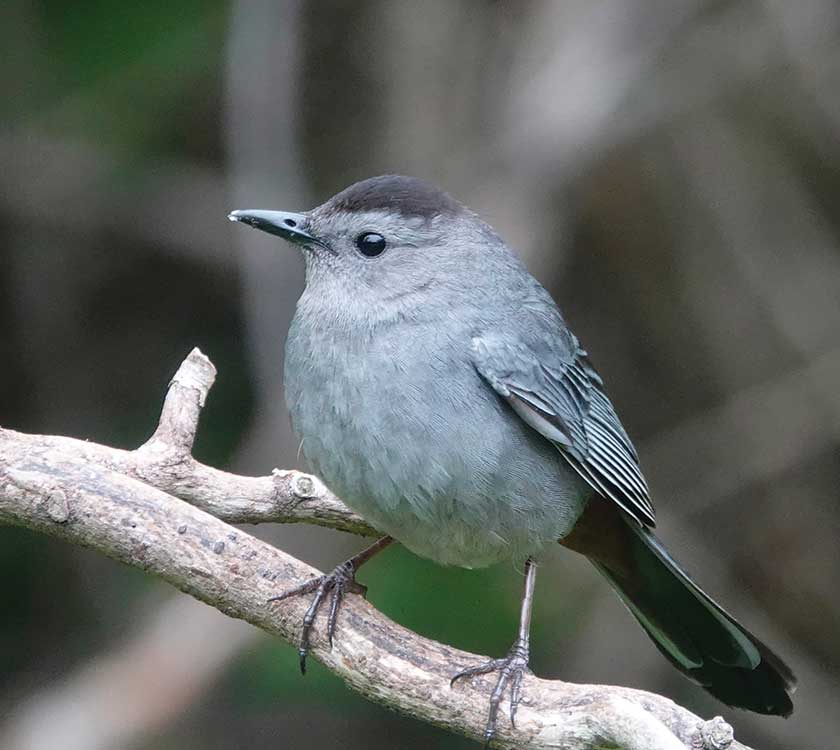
left=561, top=498, right=796, bottom=716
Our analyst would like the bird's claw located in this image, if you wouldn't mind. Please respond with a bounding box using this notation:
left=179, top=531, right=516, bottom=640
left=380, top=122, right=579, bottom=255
left=451, top=638, right=531, bottom=747
left=268, top=559, right=366, bottom=674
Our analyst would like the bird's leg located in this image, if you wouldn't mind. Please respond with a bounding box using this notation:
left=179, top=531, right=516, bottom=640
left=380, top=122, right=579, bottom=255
left=268, top=535, right=393, bottom=674
left=451, top=558, right=537, bottom=748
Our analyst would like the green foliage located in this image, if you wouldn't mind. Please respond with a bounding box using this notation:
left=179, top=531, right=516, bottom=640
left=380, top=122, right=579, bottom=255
left=24, top=2, right=227, bottom=158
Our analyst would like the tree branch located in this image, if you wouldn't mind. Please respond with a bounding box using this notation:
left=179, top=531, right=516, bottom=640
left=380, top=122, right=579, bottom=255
left=0, top=349, right=750, bottom=750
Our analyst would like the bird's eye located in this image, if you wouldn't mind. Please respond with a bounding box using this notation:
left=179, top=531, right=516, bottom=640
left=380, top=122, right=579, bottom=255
left=355, top=232, right=387, bottom=257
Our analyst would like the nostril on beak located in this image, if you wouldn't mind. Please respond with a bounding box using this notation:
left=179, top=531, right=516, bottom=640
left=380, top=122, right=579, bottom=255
left=283, top=218, right=297, bottom=228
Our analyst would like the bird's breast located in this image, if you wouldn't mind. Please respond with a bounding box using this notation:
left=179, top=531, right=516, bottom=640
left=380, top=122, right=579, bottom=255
left=285, top=315, right=479, bottom=493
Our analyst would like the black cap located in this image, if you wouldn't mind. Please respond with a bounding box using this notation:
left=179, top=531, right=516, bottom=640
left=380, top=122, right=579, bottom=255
left=323, top=175, right=461, bottom=220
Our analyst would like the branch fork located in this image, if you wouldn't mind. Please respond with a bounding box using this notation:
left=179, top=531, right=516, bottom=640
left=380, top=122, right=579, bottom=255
left=0, top=348, right=748, bottom=750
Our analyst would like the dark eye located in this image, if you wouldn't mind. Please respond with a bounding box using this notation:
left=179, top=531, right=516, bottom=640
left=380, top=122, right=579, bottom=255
left=355, top=232, right=387, bottom=257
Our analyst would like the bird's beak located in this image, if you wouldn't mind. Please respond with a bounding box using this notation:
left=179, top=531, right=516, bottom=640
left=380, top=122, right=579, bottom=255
left=227, top=209, right=324, bottom=249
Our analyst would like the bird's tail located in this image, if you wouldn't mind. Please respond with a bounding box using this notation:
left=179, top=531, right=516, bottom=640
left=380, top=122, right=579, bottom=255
left=561, top=499, right=796, bottom=716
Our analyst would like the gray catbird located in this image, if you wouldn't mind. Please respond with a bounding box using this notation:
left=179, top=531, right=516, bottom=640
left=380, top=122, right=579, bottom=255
left=229, top=175, right=795, bottom=744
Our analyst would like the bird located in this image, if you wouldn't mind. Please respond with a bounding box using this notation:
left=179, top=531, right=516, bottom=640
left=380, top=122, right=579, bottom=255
left=228, top=175, right=795, bottom=745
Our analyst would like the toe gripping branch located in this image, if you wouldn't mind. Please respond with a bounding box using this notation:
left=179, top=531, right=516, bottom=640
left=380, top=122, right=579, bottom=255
left=267, top=536, right=393, bottom=674
left=451, top=637, right=531, bottom=746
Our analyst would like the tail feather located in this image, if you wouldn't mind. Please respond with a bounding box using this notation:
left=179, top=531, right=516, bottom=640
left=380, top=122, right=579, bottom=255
left=562, top=498, right=796, bottom=716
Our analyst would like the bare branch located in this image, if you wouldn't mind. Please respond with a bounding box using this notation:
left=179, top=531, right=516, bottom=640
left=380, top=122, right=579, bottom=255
left=0, top=350, right=752, bottom=750
left=4, top=349, right=375, bottom=536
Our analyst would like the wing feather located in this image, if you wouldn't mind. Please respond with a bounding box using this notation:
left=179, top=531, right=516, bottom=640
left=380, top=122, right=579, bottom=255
left=472, top=335, right=656, bottom=527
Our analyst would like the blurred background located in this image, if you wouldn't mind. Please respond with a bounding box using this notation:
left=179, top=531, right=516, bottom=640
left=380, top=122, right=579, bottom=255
left=1, top=1, right=839, bottom=748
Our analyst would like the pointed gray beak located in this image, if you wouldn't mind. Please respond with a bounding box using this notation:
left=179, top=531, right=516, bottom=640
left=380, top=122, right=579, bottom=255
left=228, top=209, right=326, bottom=249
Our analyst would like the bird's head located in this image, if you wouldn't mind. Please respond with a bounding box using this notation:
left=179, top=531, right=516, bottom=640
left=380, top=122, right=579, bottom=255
left=229, top=175, right=515, bottom=315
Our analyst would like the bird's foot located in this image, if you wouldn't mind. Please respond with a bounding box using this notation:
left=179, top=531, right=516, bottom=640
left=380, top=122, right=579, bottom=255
left=450, top=637, right=531, bottom=747
left=267, top=558, right=367, bottom=674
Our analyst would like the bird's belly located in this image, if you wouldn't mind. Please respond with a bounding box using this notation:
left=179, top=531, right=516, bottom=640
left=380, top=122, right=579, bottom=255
left=356, top=502, right=521, bottom=569
left=291, top=401, right=588, bottom=568
left=284, top=325, right=589, bottom=568
left=330, top=440, right=587, bottom=568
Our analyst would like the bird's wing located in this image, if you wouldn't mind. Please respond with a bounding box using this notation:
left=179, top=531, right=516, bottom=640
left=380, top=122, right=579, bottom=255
left=471, top=333, right=656, bottom=527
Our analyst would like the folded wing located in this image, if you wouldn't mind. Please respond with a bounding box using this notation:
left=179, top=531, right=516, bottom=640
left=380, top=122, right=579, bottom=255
left=471, top=333, right=656, bottom=527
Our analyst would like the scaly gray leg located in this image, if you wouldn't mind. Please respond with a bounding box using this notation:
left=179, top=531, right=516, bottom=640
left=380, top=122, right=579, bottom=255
left=451, top=558, right=537, bottom=747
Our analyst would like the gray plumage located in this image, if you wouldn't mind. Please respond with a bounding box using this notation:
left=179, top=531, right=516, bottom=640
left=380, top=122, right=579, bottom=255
left=230, top=174, right=795, bottom=719
left=285, top=186, right=591, bottom=567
